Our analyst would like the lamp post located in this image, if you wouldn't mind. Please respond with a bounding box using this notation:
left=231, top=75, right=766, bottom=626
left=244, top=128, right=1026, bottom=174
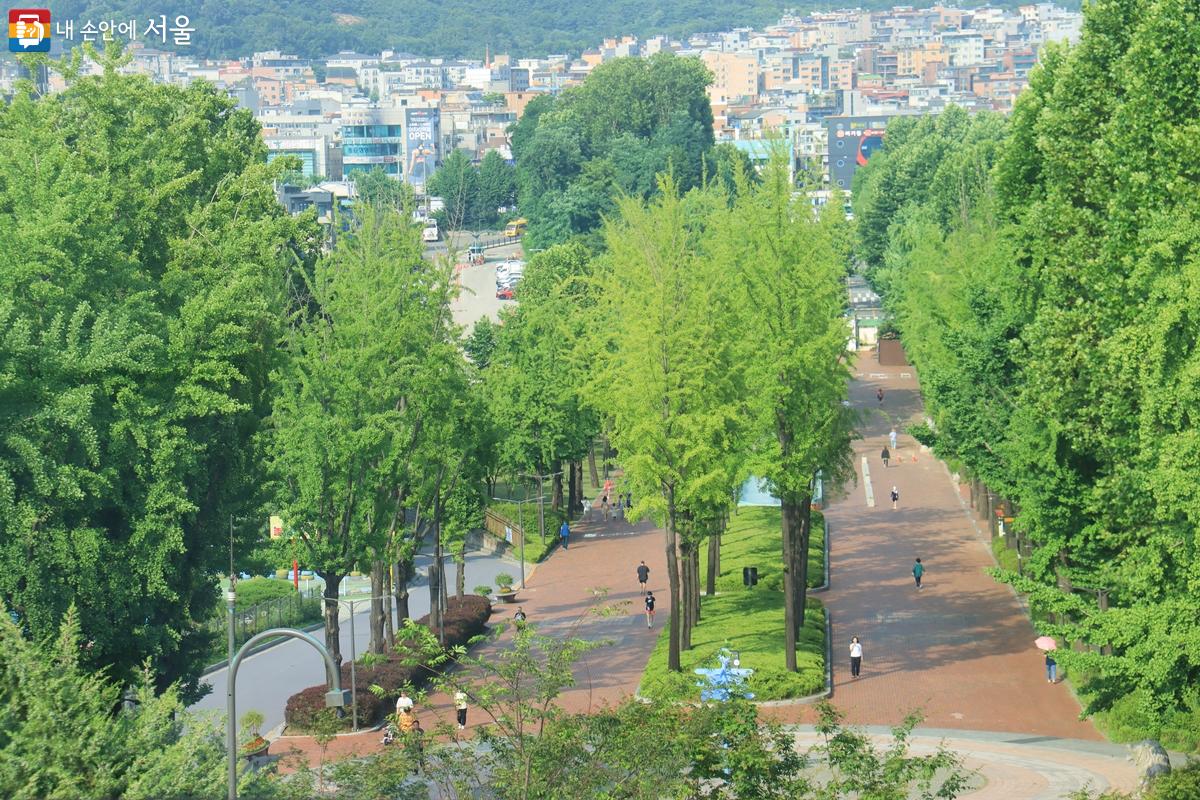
left=493, top=494, right=540, bottom=589
left=227, top=627, right=348, bottom=800
left=520, top=470, right=563, bottom=545
left=332, top=594, right=393, bottom=731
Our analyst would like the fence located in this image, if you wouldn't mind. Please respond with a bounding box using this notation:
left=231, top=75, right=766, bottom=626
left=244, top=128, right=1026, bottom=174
left=203, top=587, right=323, bottom=661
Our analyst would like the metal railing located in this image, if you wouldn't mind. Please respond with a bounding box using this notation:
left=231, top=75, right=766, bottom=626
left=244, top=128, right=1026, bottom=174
left=204, top=588, right=323, bottom=655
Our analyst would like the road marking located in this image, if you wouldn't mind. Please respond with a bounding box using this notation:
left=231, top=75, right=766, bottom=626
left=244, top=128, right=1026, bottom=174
left=862, top=456, right=875, bottom=507
left=869, top=372, right=888, bottom=379
left=900, top=372, right=912, bottom=378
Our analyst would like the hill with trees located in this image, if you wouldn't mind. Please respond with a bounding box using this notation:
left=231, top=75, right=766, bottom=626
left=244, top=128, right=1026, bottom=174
left=46, top=0, right=1071, bottom=60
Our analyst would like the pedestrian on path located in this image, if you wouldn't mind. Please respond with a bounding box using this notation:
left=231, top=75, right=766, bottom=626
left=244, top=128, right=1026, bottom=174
left=850, top=636, right=863, bottom=678
left=912, top=558, right=924, bottom=589
left=891, top=486, right=900, bottom=510
left=877, top=387, right=884, bottom=405
left=560, top=519, right=570, bottom=549
left=889, top=427, right=898, bottom=450
left=644, top=591, right=656, bottom=628
left=454, top=690, right=468, bottom=729
left=881, top=446, right=890, bottom=468
left=601, top=494, right=610, bottom=521
left=409, top=719, right=425, bottom=774
left=1045, top=652, right=1057, bottom=684
left=396, top=690, right=415, bottom=732
left=514, top=606, right=527, bottom=626
left=637, top=560, right=650, bottom=594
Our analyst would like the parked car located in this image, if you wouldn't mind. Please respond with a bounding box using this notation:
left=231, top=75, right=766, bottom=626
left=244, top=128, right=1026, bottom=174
left=495, top=259, right=524, bottom=286
left=496, top=284, right=515, bottom=300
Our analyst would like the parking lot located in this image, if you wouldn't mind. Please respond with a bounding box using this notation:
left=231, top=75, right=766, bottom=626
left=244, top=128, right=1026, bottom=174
left=447, top=238, right=524, bottom=331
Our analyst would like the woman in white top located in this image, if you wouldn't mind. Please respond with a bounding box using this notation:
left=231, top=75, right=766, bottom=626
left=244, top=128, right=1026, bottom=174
left=849, top=637, right=863, bottom=678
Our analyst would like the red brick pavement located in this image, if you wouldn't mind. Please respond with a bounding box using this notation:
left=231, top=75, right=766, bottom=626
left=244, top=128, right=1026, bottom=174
left=273, top=506, right=667, bottom=768
left=765, top=367, right=1099, bottom=740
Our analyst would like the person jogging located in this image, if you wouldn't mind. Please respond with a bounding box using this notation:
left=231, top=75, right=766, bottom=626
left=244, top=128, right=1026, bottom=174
left=849, top=636, right=863, bottom=678
left=881, top=446, right=890, bottom=468
left=559, top=519, right=570, bottom=550
left=636, top=560, right=650, bottom=594
left=644, top=591, right=656, bottom=628
left=877, top=387, right=884, bottom=405
left=891, top=486, right=900, bottom=510
left=912, top=558, right=925, bottom=589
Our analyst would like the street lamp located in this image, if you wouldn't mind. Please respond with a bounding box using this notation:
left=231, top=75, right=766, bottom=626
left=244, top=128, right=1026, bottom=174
left=227, top=627, right=347, bottom=800
left=493, top=494, right=539, bottom=589
left=332, top=594, right=393, bottom=731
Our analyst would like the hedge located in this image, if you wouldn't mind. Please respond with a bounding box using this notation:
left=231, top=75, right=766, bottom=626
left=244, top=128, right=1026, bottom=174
left=284, top=594, right=491, bottom=731
left=235, top=577, right=299, bottom=609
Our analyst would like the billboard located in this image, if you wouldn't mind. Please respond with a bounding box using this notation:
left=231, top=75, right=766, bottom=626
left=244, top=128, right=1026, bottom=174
left=405, top=108, right=440, bottom=188
left=825, top=115, right=892, bottom=190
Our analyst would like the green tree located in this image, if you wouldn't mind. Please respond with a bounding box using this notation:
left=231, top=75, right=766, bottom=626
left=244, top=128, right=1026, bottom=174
left=428, top=149, right=478, bottom=231
left=717, top=156, right=855, bottom=672
left=474, top=150, right=517, bottom=225
left=353, top=166, right=413, bottom=211
left=0, top=63, right=317, bottom=699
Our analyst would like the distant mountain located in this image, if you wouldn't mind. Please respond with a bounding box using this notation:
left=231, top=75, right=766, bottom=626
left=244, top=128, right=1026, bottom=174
left=46, top=0, right=1074, bottom=61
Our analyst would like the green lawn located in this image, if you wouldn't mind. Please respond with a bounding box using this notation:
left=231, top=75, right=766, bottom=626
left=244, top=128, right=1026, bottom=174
left=487, top=500, right=562, bottom=563
left=709, top=506, right=825, bottom=592
left=640, top=505, right=827, bottom=702
left=991, top=535, right=1020, bottom=573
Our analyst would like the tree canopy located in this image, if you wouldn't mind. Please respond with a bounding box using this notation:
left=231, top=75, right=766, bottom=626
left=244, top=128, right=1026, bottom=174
left=853, top=0, right=1200, bottom=747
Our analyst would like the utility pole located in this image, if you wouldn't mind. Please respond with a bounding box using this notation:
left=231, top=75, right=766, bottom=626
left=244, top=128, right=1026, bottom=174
left=521, top=470, right=563, bottom=545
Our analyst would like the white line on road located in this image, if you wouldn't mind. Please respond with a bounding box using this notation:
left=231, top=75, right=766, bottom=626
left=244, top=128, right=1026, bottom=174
left=862, top=456, right=875, bottom=507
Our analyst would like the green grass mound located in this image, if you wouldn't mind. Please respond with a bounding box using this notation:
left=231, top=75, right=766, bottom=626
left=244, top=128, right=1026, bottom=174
left=640, top=591, right=825, bottom=702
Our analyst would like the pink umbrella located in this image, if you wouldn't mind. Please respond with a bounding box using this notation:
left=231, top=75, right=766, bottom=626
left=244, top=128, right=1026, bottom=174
left=1035, top=636, right=1057, bottom=651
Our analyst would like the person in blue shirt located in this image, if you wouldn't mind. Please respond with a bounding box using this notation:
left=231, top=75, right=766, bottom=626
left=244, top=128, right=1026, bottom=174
left=559, top=519, right=569, bottom=550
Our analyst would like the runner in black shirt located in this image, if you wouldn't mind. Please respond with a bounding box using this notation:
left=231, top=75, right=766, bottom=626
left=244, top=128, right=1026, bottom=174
left=644, top=591, right=656, bottom=629
left=636, top=561, right=649, bottom=594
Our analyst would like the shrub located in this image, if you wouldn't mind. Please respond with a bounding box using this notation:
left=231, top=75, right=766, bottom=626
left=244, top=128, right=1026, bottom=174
left=235, top=577, right=297, bottom=609
left=284, top=594, right=492, bottom=732
left=474, top=584, right=494, bottom=597
left=495, top=573, right=515, bottom=590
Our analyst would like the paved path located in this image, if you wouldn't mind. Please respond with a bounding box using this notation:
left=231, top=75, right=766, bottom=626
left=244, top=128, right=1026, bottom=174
left=788, top=727, right=1138, bottom=798
left=272, top=505, right=666, bottom=767
left=767, top=367, right=1100, bottom=740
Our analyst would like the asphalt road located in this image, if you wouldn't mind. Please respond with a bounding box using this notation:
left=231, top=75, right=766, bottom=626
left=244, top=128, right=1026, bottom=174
left=191, top=545, right=516, bottom=733
left=450, top=240, right=523, bottom=331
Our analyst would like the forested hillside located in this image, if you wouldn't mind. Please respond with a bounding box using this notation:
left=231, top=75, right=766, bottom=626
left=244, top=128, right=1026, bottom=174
left=47, top=0, right=1064, bottom=60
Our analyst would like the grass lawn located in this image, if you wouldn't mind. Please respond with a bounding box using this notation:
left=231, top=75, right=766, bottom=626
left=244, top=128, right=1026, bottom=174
left=710, top=506, right=825, bottom=592
left=640, top=505, right=827, bottom=702
left=990, top=535, right=1019, bottom=572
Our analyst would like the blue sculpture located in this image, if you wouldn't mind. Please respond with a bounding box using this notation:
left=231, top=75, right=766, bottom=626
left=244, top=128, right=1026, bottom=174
left=694, top=648, right=755, bottom=701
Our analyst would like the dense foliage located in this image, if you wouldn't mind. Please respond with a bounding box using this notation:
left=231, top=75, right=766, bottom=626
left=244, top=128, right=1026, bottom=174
left=428, top=150, right=517, bottom=230
left=0, top=57, right=317, bottom=701
left=511, top=52, right=715, bottom=249
left=853, top=0, right=1200, bottom=747
left=39, top=1, right=1065, bottom=60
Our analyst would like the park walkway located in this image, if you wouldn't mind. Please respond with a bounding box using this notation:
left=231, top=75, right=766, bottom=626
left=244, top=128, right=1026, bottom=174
left=272, top=502, right=665, bottom=768
left=766, top=367, right=1099, bottom=740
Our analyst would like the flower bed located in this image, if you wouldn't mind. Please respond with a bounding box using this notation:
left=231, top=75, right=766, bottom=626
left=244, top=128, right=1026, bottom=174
left=284, top=594, right=491, bottom=732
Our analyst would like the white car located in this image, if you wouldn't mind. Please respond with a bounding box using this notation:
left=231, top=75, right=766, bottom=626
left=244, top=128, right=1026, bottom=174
left=422, top=222, right=439, bottom=242
left=496, top=259, right=524, bottom=286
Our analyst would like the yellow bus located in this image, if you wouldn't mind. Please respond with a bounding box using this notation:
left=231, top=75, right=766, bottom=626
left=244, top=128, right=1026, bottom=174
left=504, top=218, right=528, bottom=238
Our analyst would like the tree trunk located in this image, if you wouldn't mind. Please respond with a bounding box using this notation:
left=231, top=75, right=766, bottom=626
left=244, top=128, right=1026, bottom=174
left=680, top=539, right=693, bottom=651
left=588, top=444, right=599, bottom=488
left=706, top=521, right=721, bottom=596
left=369, top=560, right=387, bottom=655
left=692, top=542, right=702, bottom=624
left=552, top=461, right=564, bottom=512
left=394, top=559, right=411, bottom=624
left=317, top=570, right=345, bottom=668
left=568, top=459, right=579, bottom=517
left=664, top=487, right=682, bottom=672
left=455, top=536, right=466, bottom=598
left=384, top=563, right=395, bottom=650
left=781, top=498, right=801, bottom=673
left=797, top=499, right=813, bottom=624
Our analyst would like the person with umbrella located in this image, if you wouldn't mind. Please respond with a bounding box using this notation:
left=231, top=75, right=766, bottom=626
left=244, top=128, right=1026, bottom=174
left=1036, top=636, right=1058, bottom=683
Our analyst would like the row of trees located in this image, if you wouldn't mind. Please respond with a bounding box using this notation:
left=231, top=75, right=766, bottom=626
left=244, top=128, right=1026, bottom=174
left=852, top=0, right=1200, bottom=743
left=428, top=150, right=518, bottom=230
left=590, top=160, right=854, bottom=672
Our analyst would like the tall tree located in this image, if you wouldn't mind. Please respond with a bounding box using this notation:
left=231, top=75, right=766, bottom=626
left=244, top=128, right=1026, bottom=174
left=0, top=63, right=318, bottom=699
left=718, top=157, right=855, bottom=671
left=589, top=181, right=743, bottom=669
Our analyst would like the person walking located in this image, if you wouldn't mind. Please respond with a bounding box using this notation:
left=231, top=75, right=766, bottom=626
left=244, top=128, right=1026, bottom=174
left=636, top=560, right=650, bottom=594
left=849, top=636, right=863, bottom=678
left=396, top=690, right=415, bottom=732
left=559, top=519, right=570, bottom=550
left=1045, top=652, right=1057, bottom=684
left=644, top=591, right=656, bottom=629
left=514, top=606, right=527, bottom=625
left=454, top=690, right=468, bottom=730
left=912, top=558, right=924, bottom=589
left=891, top=486, right=900, bottom=510
left=881, top=446, right=890, bottom=468
left=889, top=427, right=898, bottom=450
left=877, top=387, right=884, bottom=405
left=409, top=719, right=426, bottom=774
